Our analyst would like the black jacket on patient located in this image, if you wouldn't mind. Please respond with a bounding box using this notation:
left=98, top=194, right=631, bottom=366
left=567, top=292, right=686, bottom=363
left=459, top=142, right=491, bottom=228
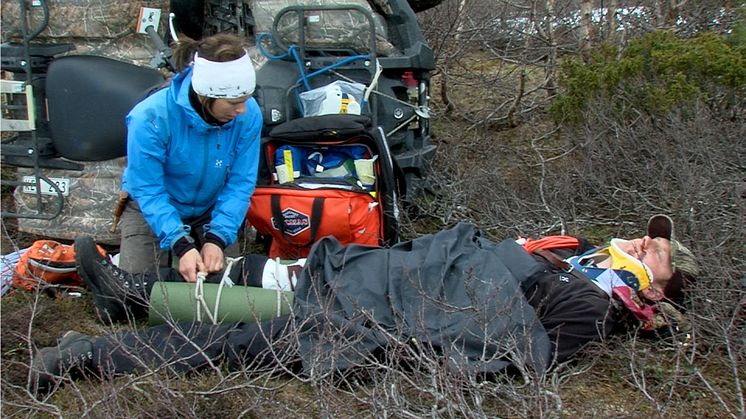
left=293, top=223, right=616, bottom=375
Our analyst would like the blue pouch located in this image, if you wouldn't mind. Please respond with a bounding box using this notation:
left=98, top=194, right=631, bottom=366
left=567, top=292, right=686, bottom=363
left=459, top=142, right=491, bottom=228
left=275, top=145, right=370, bottom=178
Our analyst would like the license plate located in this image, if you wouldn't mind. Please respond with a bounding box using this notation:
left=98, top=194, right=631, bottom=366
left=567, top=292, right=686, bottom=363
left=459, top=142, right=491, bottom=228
left=22, top=176, right=70, bottom=197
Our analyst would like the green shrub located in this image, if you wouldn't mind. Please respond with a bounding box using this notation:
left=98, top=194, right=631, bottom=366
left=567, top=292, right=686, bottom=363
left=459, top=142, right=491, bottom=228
left=551, top=30, right=746, bottom=124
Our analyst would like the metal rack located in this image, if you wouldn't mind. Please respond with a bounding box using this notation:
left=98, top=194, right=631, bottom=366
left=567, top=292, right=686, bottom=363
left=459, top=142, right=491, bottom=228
left=1, top=0, right=68, bottom=220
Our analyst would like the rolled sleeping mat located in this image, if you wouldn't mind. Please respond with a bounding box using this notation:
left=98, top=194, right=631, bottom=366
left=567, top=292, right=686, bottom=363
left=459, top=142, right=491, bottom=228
left=148, top=282, right=294, bottom=326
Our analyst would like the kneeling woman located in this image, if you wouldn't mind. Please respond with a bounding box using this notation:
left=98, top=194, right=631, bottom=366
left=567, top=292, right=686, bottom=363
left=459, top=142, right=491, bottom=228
left=119, top=32, right=262, bottom=284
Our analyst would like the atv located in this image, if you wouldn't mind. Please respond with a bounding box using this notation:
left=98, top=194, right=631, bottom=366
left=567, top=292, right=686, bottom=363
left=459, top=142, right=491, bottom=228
left=0, top=0, right=436, bottom=244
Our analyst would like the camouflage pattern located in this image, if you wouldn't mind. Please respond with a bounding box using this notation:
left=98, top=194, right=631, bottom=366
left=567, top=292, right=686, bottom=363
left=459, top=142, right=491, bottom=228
left=13, top=158, right=126, bottom=245
left=4, top=1, right=164, bottom=245
left=1, top=0, right=168, bottom=41
left=2, top=0, right=170, bottom=66
left=61, top=35, right=165, bottom=66
left=251, top=0, right=397, bottom=56
left=368, top=0, right=393, bottom=15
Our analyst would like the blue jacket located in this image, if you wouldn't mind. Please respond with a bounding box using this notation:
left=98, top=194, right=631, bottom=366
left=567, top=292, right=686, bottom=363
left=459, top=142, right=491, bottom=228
left=122, top=66, right=262, bottom=251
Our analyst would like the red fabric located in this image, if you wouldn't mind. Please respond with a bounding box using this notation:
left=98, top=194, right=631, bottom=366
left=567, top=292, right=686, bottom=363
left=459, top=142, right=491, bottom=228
left=612, top=286, right=656, bottom=323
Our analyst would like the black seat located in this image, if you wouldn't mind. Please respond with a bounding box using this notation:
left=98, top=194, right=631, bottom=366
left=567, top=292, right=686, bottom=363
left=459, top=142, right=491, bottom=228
left=46, top=55, right=165, bottom=161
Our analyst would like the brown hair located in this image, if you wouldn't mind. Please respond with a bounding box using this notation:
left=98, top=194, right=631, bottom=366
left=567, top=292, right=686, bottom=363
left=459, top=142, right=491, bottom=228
left=172, top=32, right=249, bottom=73
left=172, top=33, right=249, bottom=114
left=663, top=271, right=697, bottom=308
left=664, top=240, right=700, bottom=307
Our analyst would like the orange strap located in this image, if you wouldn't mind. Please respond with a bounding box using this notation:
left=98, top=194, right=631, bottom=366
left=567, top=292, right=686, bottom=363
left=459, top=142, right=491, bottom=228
left=521, top=236, right=579, bottom=254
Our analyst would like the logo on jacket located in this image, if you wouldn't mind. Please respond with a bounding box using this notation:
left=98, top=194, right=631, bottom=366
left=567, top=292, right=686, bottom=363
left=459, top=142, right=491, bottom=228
left=215, top=159, right=223, bottom=168
left=271, top=207, right=310, bottom=236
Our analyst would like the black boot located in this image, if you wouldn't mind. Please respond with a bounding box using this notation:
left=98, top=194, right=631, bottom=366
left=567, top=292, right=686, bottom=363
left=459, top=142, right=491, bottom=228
left=29, top=331, right=95, bottom=394
left=75, top=237, right=152, bottom=324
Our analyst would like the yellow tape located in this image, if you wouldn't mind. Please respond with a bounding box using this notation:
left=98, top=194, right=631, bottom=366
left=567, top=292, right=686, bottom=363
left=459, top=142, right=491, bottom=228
left=283, top=149, right=293, bottom=177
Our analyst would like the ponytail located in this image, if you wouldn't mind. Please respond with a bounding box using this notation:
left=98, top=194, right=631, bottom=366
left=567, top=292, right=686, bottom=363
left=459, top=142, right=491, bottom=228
left=171, top=36, right=200, bottom=72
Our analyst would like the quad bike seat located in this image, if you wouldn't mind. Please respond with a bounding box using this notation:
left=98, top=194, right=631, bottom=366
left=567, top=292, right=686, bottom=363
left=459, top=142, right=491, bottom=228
left=46, top=55, right=165, bottom=161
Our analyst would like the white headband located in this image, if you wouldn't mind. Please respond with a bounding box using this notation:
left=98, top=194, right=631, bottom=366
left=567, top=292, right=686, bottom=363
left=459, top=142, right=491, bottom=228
left=191, top=52, right=256, bottom=99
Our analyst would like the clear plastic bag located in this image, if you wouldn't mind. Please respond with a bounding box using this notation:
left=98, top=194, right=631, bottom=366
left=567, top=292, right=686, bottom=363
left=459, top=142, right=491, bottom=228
left=299, top=80, right=366, bottom=116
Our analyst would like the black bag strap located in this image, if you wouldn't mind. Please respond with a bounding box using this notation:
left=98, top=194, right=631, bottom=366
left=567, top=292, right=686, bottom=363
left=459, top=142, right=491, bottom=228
left=269, top=114, right=372, bottom=140
left=270, top=194, right=325, bottom=247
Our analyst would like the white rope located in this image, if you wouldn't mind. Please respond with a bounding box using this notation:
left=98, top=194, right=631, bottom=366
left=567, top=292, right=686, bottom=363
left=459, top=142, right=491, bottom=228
left=273, top=257, right=283, bottom=317
left=168, top=12, right=179, bottom=43
left=333, top=65, right=420, bottom=111
left=193, top=257, right=242, bottom=325
left=211, top=257, right=240, bottom=322
left=274, top=257, right=282, bottom=288
left=363, top=58, right=382, bottom=103
left=276, top=288, right=282, bottom=317
left=194, top=272, right=215, bottom=324
left=271, top=257, right=292, bottom=317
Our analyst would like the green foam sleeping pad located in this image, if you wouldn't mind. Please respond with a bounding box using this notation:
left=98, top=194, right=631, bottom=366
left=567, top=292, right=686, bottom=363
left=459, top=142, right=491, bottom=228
left=148, top=282, right=294, bottom=326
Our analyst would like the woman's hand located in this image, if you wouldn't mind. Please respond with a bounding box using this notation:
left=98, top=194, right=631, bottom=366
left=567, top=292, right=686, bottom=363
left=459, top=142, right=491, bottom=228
left=201, top=243, right=225, bottom=273
left=179, top=248, right=206, bottom=282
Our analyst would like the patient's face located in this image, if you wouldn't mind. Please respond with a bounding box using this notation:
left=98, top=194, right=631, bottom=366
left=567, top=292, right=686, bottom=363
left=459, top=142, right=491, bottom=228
left=618, top=236, right=674, bottom=291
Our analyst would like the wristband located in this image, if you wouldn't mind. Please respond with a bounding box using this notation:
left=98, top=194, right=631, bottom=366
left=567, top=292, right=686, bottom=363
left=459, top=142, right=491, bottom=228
left=172, top=235, right=197, bottom=258
left=205, top=232, right=226, bottom=251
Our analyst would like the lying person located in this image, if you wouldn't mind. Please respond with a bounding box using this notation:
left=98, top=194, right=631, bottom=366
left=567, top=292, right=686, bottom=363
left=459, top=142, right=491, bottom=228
left=30, top=215, right=699, bottom=393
